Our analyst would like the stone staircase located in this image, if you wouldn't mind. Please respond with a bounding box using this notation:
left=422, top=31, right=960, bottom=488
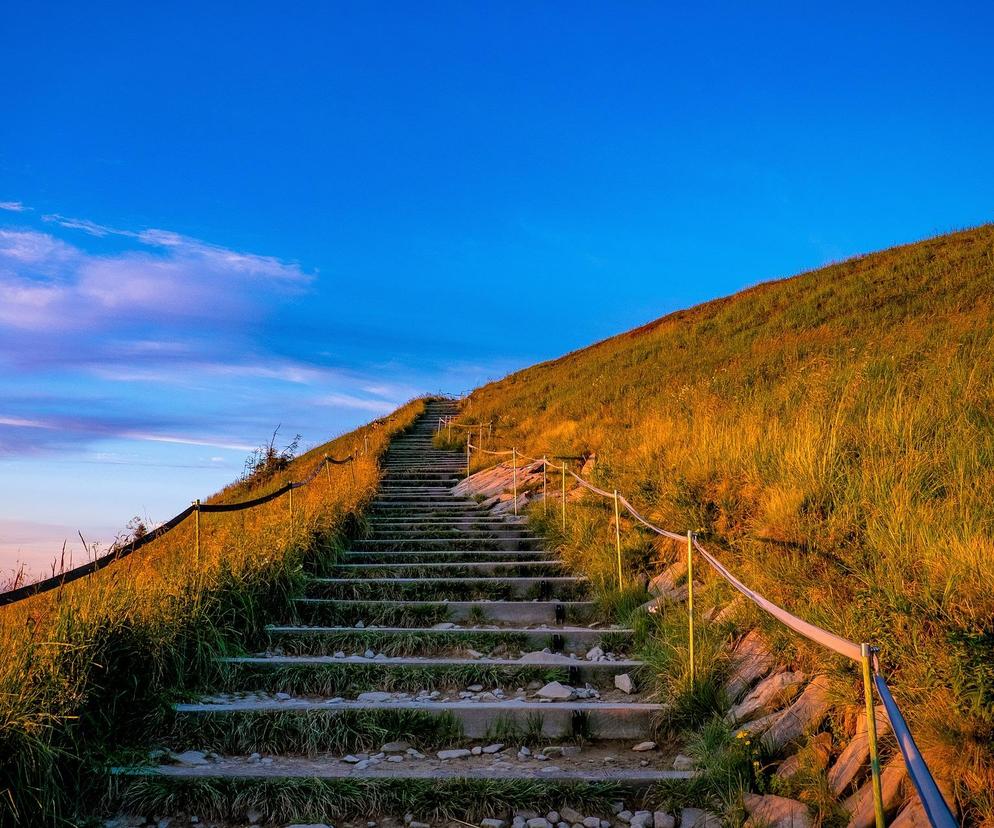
left=107, top=399, right=691, bottom=826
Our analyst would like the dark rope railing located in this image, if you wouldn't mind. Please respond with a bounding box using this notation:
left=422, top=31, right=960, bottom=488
left=0, top=452, right=356, bottom=608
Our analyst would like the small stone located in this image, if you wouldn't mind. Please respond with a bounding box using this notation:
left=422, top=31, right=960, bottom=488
left=653, top=815, right=674, bottom=828
left=482, top=743, right=505, bottom=753
left=527, top=819, right=552, bottom=828
left=409, top=823, right=431, bottom=828
left=615, top=673, right=635, bottom=694
left=433, top=622, right=457, bottom=629
left=536, top=681, right=574, bottom=700
left=618, top=811, right=633, bottom=823
left=481, top=821, right=506, bottom=828
left=583, top=818, right=601, bottom=828
left=547, top=812, right=560, bottom=824
left=381, top=741, right=411, bottom=753
left=355, top=620, right=365, bottom=628
left=472, top=746, right=483, bottom=755
left=630, top=813, right=652, bottom=828
left=467, top=683, right=484, bottom=691
left=171, top=750, right=209, bottom=765
left=333, top=650, right=346, bottom=658
left=585, top=646, right=604, bottom=660
left=356, top=691, right=394, bottom=703
left=387, top=755, right=404, bottom=762
left=342, top=754, right=361, bottom=763
left=672, top=753, right=694, bottom=770
left=466, top=649, right=485, bottom=658
left=743, top=793, right=812, bottom=828
left=632, top=741, right=657, bottom=752
left=437, top=748, right=472, bottom=760
left=275, top=691, right=292, bottom=701
left=518, top=745, right=531, bottom=756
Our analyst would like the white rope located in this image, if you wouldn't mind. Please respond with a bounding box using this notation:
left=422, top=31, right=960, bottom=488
left=466, top=442, right=514, bottom=456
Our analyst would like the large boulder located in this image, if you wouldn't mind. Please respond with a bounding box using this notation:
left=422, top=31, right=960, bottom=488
left=827, top=705, right=890, bottom=795
left=723, top=630, right=775, bottom=701
left=762, top=674, right=832, bottom=753
left=743, top=794, right=812, bottom=828
left=843, top=754, right=906, bottom=828
left=726, top=670, right=806, bottom=724
left=775, top=731, right=832, bottom=781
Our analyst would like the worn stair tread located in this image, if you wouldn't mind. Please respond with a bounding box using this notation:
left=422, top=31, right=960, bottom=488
left=112, top=761, right=693, bottom=783
left=174, top=697, right=660, bottom=713
left=266, top=624, right=631, bottom=635
left=220, top=654, right=644, bottom=668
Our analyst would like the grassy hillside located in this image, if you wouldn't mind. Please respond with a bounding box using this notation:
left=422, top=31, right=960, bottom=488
left=0, top=398, right=424, bottom=825
left=458, top=225, right=994, bottom=817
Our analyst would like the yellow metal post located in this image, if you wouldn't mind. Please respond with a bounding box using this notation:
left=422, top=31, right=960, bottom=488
left=466, top=438, right=471, bottom=479
left=687, top=530, right=695, bottom=683
left=288, top=486, right=294, bottom=532
left=561, top=461, right=567, bottom=532
left=542, top=456, right=548, bottom=514
left=193, top=499, right=201, bottom=567
left=324, top=455, right=332, bottom=487
left=614, top=490, right=623, bottom=589
left=512, top=447, right=518, bottom=516
left=861, top=643, right=886, bottom=828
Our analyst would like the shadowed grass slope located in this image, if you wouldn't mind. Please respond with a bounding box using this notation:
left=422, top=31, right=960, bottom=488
left=0, top=398, right=426, bottom=825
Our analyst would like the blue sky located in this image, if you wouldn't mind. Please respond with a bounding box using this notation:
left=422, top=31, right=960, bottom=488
left=2, top=2, right=992, bottom=574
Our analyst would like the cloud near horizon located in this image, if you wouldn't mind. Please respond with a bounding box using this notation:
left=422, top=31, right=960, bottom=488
left=0, top=204, right=406, bottom=459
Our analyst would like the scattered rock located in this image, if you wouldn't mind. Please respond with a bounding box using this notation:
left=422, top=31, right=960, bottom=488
left=680, top=809, right=722, bottom=828
left=827, top=705, right=890, bottom=795
left=275, top=691, right=292, bottom=701
left=843, top=754, right=906, bottom=828
left=482, top=820, right=506, bottom=828
left=583, top=818, right=601, bottom=828
left=437, top=748, right=472, bottom=760
left=723, top=629, right=775, bottom=701
left=526, top=819, right=552, bottom=828
left=775, top=731, right=832, bottom=781
left=585, top=646, right=605, bottom=661
left=537, top=681, right=575, bottom=700
left=170, top=750, right=209, bottom=766
left=629, top=812, right=652, bottom=828
left=381, top=741, right=411, bottom=753
left=653, top=813, right=675, bottom=828
left=727, top=670, right=806, bottom=724
left=762, top=674, right=832, bottom=753
left=743, top=793, right=812, bottom=828
left=356, top=691, right=394, bottom=703
left=482, top=743, right=505, bottom=753
left=672, top=753, right=694, bottom=771
left=632, top=741, right=657, bottom=752
left=615, top=673, right=635, bottom=694
left=648, top=559, right=688, bottom=600
left=246, top=809, right=262, bottom=824
left=560, top=807, right=583, bottom=824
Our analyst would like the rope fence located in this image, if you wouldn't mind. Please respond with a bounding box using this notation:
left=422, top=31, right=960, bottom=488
left=0, top=451, right=359, bottom=608
left=463, top=434, right=955, bottom=828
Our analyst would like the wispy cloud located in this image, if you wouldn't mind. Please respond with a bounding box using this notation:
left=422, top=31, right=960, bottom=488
left=0, top=201, right=27, bottom=212
left=315, top=392, right=398, bottom=413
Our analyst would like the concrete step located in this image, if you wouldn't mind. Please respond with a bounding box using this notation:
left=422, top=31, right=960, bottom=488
left=219, top=654, right=644, bottom=685
left=171, top=696, right=662, bottom=740
left=293, top=598, right=598, bottom=625
left=266, top=624, right=632, bottom=652
left=350, top=538, right=543, bottom=551
left=327, top=562, right=564, bottom=577
left=306, top=576, right=590, bottom=600
left=342, top=550, right=554, bottom=563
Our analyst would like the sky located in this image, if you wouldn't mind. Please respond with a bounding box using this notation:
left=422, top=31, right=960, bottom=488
left=2, top=2, right=992, bottom=575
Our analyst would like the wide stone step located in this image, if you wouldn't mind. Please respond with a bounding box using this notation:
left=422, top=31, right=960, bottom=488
left=266, top=624, right=632, bottom=653
left=328, top=561, right=564, bottom=578
left=106, top=760, right=692, bottom=824
left=293, top=598, right=598, bottom=626
left=170, top=696, right=663, bottom=741
left=350, top=538, right=543, bottom=551
left=364, top=529, right=534, bottom=539
left=342, top=550, right=554, bottom=563
left=217, top=654, right=645, bottom=691
left=306, top=576, right=590, bottom=600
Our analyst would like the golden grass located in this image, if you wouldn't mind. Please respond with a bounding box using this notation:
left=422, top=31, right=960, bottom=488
left=457, top=225, right=994, bottom=815
left=0, top=398, right=425, bottom=825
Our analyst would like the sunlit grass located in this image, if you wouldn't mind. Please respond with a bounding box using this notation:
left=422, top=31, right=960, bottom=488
left=457, top=224, right=994, bottom=817
left=0, top=398, right=426, bottom=825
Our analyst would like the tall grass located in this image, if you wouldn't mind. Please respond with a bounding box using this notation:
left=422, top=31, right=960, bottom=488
left=458, top=225, right=994, bottom=816
left=0, top=399, right=425, bottom=826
